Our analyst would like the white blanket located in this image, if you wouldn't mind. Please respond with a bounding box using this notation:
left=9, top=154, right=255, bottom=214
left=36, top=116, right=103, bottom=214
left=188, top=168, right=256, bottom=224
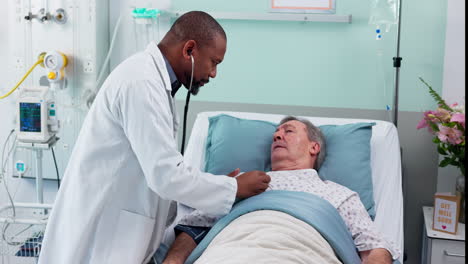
left=195, top=210, right=342, bottom=264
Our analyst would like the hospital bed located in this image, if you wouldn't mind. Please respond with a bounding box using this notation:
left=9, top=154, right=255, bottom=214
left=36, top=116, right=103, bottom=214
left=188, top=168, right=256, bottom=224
left=162, top=111, right=404, bottom=264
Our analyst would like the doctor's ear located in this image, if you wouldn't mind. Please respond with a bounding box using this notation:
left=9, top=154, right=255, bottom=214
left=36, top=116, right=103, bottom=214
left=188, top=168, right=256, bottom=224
left=183, top=40, right=197, bottom=59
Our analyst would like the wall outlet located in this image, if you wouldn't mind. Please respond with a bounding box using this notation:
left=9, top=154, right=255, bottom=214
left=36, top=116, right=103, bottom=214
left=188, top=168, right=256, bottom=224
left=14, top=56, right=24, bottom=70
left=32, top=208, right=49, bottom=217
left=84, top=60, right=94, bottom=73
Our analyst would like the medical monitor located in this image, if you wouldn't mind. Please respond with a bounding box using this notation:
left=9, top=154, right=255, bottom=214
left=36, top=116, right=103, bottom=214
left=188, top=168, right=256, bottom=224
left=19, top=102, right=42, bottom=132
left=17, top=92, right=55, bottom=143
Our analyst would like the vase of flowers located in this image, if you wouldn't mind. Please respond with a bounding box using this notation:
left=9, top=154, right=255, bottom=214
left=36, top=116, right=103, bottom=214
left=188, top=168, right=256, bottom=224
left=416, top=77, right=465, bottom=223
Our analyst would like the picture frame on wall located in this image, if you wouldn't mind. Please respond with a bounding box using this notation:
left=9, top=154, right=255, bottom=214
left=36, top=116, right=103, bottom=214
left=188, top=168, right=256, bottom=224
left=270, top=0, right=336, bottom=14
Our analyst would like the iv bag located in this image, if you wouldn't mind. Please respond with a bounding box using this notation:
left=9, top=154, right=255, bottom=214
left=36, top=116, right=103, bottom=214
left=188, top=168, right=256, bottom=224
left=369, top=0, right=398, bottom=32
left=132, top=8, right=160, bottom=52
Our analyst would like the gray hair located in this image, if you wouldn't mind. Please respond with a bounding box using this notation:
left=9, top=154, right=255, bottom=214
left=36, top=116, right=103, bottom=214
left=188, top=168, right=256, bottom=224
left=169, top=11, right=227, bottom=48
left=279, top=116, right=326, bottom=170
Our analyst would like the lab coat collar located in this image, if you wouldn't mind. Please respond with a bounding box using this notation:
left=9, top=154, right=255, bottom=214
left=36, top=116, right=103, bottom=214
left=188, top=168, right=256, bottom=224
left=145, top=41, right=180, bottom=136
left=162, top=55, right=181, bottom=92
left=145, top=41, right=172, bottom=92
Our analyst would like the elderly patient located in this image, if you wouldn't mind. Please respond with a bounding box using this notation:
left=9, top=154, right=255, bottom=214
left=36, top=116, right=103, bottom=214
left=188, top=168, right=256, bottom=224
left=163, top=116, right=399, bottom=264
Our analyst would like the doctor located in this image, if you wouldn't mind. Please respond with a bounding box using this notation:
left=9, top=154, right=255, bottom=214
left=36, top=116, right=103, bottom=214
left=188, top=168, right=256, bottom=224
left=38, top=11, right=270, bottom=264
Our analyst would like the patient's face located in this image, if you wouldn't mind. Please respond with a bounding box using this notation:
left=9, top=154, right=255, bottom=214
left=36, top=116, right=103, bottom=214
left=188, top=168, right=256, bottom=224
left=271, top=120, right=315, bottom=170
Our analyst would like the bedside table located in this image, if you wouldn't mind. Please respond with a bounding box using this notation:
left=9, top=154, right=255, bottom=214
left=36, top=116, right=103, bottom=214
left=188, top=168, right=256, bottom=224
left=421, top=206, right=465, bottom=264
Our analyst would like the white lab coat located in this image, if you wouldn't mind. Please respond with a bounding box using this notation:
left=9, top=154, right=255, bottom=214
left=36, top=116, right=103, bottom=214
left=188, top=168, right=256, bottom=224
left=38, top=42, right=237, bottom=264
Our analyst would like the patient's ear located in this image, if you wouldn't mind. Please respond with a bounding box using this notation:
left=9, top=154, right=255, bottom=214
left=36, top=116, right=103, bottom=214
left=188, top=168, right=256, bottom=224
left=309, top=142, right=320, bottom=156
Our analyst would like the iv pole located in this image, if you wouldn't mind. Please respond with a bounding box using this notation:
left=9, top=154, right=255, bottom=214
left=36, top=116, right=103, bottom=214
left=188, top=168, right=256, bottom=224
left=392, top=1, right=406, bottom=261
left=393, top=0, right=403, bottom=127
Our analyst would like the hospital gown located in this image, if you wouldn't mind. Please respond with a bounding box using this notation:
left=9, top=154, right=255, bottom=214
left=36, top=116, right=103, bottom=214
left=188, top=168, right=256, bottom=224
left=177, top=169, right=400, bottom=260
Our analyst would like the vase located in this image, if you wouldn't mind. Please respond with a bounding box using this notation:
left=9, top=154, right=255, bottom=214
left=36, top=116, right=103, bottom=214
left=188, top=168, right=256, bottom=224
left=455, top=174, right=465, bottom=224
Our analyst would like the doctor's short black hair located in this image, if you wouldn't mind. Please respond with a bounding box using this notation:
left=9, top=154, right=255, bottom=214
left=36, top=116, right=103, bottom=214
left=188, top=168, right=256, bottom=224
left=169, top=11, right=227, bottom=48
left=279, top=116, right=327, bottom=170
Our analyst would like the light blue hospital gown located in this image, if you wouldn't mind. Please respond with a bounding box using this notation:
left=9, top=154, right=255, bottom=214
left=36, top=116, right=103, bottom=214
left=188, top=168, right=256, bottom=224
left=177, top=169, right=400, bottom=260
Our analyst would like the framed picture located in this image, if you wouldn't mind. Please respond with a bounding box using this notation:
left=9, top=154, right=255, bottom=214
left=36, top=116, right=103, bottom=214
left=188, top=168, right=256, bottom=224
left=432, top=193, right=460, bottom=235
left=270, top=0, right=336, bottom=14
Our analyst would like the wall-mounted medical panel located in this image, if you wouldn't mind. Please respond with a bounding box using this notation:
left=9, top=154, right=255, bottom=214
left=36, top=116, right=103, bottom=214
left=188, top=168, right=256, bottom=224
left=172, top=11, right=351, bottom=23
left=7, top=0, right=109, bottom=180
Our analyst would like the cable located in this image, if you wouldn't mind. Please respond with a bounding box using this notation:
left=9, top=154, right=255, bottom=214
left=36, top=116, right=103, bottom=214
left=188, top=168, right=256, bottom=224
left=180, top=56, right=195, bottom=155
left=95, top=14, right=123, bottom=92
left=1, top=130, right=23, bottom=246
left=1, top=130, right=17, bottom=217
left=0, top=57, right=44, bottom=99
left=181, top=92, right=191, bottom=155
left=51, top=147, right=60, bottom=189
left=84, top=14, right=123, bottom=108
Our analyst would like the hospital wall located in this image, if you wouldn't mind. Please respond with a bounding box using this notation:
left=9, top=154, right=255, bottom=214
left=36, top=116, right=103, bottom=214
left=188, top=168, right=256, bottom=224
left=0, top=1, right=465, bottom=264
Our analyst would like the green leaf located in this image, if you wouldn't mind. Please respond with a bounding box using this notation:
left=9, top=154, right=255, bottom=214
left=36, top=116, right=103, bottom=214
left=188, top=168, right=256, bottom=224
left=439, top=157, right=452, bottom=167
left=433, top=137, right=441, bottom=144
left=449, top=158, right=459, bottom=166
left=437, top=145, right=448, bottom=155
left=419, top=77, right=453, bottom=111
left=445, top=122, right=456, bottom=128
left=429, top=122, right=439, bottom=132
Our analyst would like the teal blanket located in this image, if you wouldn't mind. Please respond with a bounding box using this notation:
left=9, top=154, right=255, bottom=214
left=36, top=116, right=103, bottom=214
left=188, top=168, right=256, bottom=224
left=185, top=190, right=361, bottom=264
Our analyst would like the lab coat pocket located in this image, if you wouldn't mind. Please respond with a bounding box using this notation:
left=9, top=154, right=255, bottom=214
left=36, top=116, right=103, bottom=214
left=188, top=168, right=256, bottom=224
left=108, top=209, right=155, bottom=264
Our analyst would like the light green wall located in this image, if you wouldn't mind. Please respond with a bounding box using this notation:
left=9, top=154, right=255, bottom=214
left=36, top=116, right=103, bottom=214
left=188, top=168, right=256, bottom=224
left=173, top=0, right=447, bottom=112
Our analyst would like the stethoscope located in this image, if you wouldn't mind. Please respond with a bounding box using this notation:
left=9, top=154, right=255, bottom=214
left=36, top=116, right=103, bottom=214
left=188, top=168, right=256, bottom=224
left=180, top=54, right=194, bottom=155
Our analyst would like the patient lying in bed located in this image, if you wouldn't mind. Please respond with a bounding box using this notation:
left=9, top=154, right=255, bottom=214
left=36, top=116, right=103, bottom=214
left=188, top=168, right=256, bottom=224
left=162, top=116, right=400, bottom=264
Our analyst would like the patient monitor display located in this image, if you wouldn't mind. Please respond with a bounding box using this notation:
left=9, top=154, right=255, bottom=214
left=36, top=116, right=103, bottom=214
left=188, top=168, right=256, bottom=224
left=17, top=87, right=58, bottom=143
left=19, top=102, right=42, bottom=132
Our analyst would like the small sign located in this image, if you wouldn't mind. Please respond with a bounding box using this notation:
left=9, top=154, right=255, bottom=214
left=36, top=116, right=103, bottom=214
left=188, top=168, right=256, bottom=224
left=433, top=193, right=460, bottom=234
left=271, top=0, right=336, bottom=14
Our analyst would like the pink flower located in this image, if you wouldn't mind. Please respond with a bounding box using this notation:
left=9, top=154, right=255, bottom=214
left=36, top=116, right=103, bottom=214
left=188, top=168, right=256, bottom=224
left=417, top=111, right=438, bottom=132
left=451, top=113, right=465, bottom=128
left=416, top=118, right=428, bottom=129
left=434, top=108, right=452, bottom=122
left=437, top=125, right=463, bottom=145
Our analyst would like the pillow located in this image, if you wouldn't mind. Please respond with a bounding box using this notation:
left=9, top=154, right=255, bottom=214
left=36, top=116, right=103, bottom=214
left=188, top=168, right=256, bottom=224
left=318, top=123, right=376, bottom=218
left=204, top=114, right=376, bottom=218
left=204, top=114, right=277, bottom=174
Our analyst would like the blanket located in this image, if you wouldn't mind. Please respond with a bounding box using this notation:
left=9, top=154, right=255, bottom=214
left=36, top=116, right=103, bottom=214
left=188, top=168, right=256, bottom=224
left=194, top=210, right=344, bottom=263
left=185, top=190, right=361, bottom=264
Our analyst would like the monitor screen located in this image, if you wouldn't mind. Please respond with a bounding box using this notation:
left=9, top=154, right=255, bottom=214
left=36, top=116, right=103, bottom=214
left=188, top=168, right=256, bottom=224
left=20, top=102, right=41, bottom=132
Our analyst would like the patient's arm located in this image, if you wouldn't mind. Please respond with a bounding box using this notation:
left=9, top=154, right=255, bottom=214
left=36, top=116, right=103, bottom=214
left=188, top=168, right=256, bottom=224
left=163, top=232, right=197, bottom=264
left=336, top=192, right=399, bottom=260
left=359, top=248, right=392, bottom=264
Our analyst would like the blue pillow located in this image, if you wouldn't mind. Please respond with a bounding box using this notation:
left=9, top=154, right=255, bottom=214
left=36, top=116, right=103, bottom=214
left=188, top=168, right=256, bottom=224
left=204, top=115, right=277, bottom=174
left=204, top=114, right=376, bottom=218
left=318, top=123, right=376, bottom=218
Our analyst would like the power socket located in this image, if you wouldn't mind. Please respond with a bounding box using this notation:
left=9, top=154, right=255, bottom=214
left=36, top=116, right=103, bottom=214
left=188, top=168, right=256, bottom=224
left=32, top=208, right=49, bottom=218
left=84, top=60, right=94, bottom=73
left=14, top=56, right=25, bottom=71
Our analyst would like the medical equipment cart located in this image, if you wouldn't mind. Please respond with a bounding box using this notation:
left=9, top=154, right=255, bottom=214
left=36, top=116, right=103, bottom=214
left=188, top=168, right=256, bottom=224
left=0, top=138, right=57, bottom=264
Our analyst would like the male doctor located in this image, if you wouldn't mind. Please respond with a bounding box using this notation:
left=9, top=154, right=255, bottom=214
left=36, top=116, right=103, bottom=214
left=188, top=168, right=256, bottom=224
left=38, top=11, right=270, bottom=264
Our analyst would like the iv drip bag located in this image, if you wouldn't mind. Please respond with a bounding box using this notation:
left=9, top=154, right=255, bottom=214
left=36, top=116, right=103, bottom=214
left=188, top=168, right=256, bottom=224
left=132, top=8, right=161, bottom=52
left=369, top=0, right=398, bottom=32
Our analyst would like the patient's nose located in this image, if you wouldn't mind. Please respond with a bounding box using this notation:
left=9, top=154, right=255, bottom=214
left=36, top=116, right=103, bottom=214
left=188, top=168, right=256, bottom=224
left=273, top=131, right=283, bottom=141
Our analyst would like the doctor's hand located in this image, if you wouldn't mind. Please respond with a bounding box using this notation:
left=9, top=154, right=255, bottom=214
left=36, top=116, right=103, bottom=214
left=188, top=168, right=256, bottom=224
left=231, top=170, right=270, bottom=198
